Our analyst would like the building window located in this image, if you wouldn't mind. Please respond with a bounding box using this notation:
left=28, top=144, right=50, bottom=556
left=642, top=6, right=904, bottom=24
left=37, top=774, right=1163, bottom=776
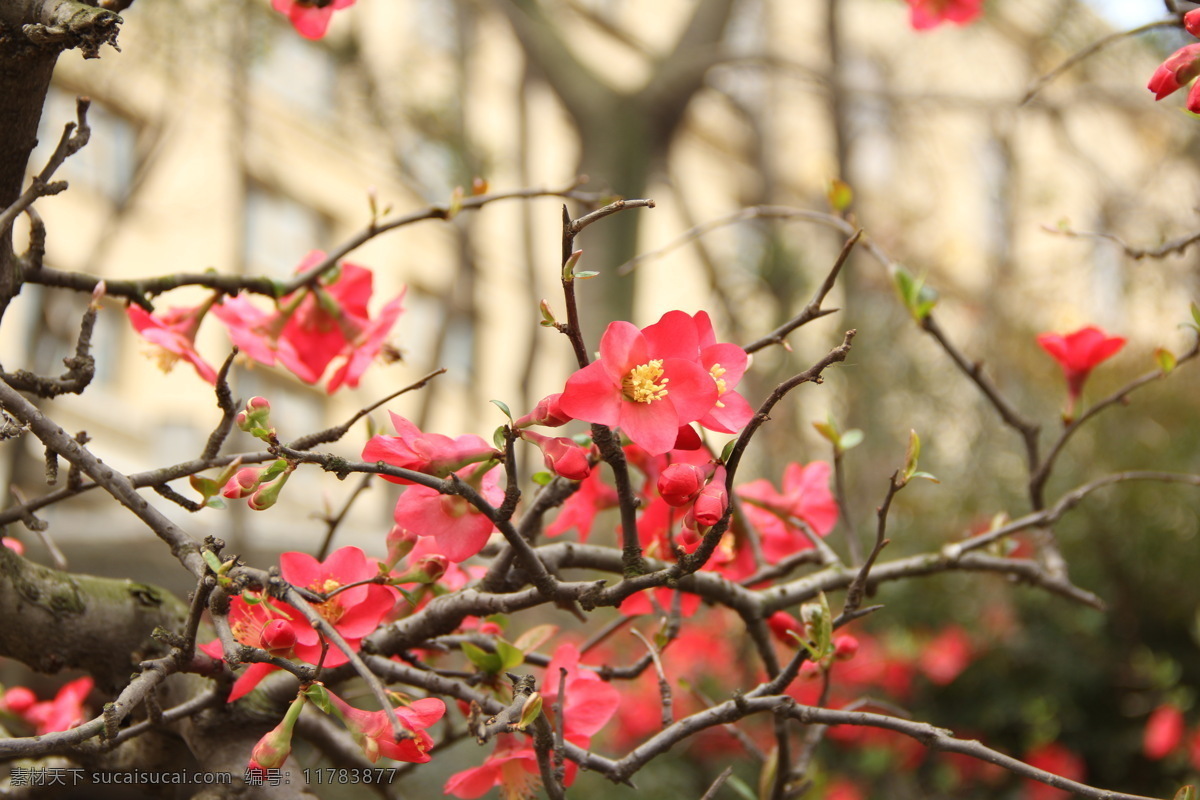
left=252, top=27, right=338, bottom=119
left=243, top=185, right=327, bottom=277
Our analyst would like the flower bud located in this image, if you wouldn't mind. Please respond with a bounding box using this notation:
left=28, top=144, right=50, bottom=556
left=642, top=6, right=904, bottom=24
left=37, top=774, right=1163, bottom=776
left=392, top=553, right=449, bottom=585
left=222, top=467, right=264, bottom=499
left=1, top=686, right=36, bottom=714
left=833, top=634, right=859, bottom=661
left=1186, top=9, right=1200, bottom=38
left=248, top=694, right=305, bottom=775
left=767, top=611, right=803, bottom=646
left=260, top=620, right=298, bottom=657
left=657, top=463, right=706, bottom=507
left=384, top=525, right=418, bottom=571
left=237, top=397, right=275, bottom=439
left=522, top=430, right=591, bottom=481
left=1, top=537, right=25, bottom=556
left=691, top=466, right=728, bottom=526
left=248, top=473, right=289, bottom=511
left=514, top=393, right=572, bottom=429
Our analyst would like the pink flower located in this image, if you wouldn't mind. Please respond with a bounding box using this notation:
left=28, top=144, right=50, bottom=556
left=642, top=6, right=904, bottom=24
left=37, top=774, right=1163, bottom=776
left=906, top=0, right=983, bottom=31
left=1148, top=44, right=1200, bottom=112
left=541, top=643, right=620, bottom=741
left=737, top=461, right=839, bottom=563
left=272, top=0, right=355, bottom=40
left=545, top=469, right=619, bottom=542
left=392, top=467, right=504, bottom=562
left=559, top=316, right=718, bottom=455
left=445, top=737, right=541, bottom=799
left=127, top=303, right=217, bottom=384
left=199, top=547, right=397, bottom=701
left=1036, top=326, right=1125, bottom=419
left=641, top=310, right=754, bottom=435
left=212, top=252, right=404, bottom=393
left=327, top=691, right=445, bottom=764
left=1143, top=704, right=1185, bottom=760
left=363, top=413, right=497, bottom=483
left=514, top=393, right=572, bottom=428
left=1022, top=742, right=1085, bottom=800
left=23, top=677, right=93, bottom=735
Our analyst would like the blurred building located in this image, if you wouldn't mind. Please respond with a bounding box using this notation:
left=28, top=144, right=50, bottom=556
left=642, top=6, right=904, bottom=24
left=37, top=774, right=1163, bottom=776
left=3, top=0, right=1197, bottom=579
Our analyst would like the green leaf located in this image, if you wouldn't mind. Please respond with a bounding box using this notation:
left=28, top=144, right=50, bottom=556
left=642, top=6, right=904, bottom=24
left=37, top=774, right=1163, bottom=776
left=515, top=693, right=543, bottom=731
left=261, top=458, right=289, bottom=482
left=304, top=683, right=334, bottom=715
left=839, top=428, right=864, bottom=451
left=757, top=747, right=779, bottom=800
left=812, top=420, right=838, bottom=444
left=726, top=776, right=758, bottom=800
left=461, top=642, right=502, bottom=674
left=1191, top=302, right=1200, bottom=329
left=189, top=476, right=217, bottom=499
left=573, top=270, right=599, bottom=279
left=827, top=178, right=854, bottom=212
left=904, top=429, right=921, bottom=479
left=490, top=399, right=514, bottom=422
left=719, top=439, right=738, bottom=464
left=1173, top=786, right=1197, bottom=800
left=1155, top=347, right=1177, bottom=374
left=513, top=624, right=557, bottom=653
left=891, top=265, right=937, bottom=321
left=493, top=425, right=507, bottom=450
left=531, top=471, right=553, bottom=486
left=496, top=639, right=526, bottom=671
left=561, top=249, right=583, bottom=281
left=910, top=471, right=940, bottom=483
left=202, top=550, right=225, bottom=574
left=205, top=497, right=227, bottom=510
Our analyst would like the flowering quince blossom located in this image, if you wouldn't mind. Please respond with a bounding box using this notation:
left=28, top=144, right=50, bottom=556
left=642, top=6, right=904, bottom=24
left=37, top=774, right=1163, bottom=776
left=519, top=429, right=592, bottom=481
left=737, top=461, right=839, bottom=563
left=272, top=0, right=355, bottom=40
left=363, top=413, right=498, bottom=483
left=199, top=547, right=396, bottom=701
left=327, top=691, right=445, bottom=763
left=1035, top=325, right=1125, bottom=419
left=16, top=677, right=94, bottom=735
left=446, top=644, right=618, bottom=798
left=126, top=302, right=218, bottom=384
left=1022, top=742, right=1085, bottom=800
left=916, top=625, right=973, bottom=685
left=212, top=251, right=404, bottom=393
left=1143, top=704, right=1185, bottom=760
left=640, top=310, right=755, bottom=435
left=558, top=315, right=718, bottom=455
left=1148, top=43, right=1200, bottom=113
left=391, top=466, right=504, bottom=562
left=905, top=0, right=983, bottom=31
left=544, top=468, right=618, bottom=542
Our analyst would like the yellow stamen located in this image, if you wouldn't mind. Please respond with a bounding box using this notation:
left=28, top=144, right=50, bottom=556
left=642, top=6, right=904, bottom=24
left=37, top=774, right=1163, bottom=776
left=709, top=363, right=728, bottom=407
left=622, top=360, right=669, bottom=403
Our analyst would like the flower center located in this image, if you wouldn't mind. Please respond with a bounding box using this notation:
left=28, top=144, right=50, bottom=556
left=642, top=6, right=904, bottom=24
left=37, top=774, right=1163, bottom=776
left=622, top=360, right=669, bottom=403
left=313, top=578, right=345, bottom=624
left=709, top=363, right=728, bottom=407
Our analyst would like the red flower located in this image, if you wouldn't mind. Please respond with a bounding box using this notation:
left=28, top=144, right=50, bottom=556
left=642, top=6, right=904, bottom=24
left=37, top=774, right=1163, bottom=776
left=127, top=302, right=218, bottom=384
left=445, top=736, right=541, bottom=799
left=391, top=467, right=504, bottom=562
left=199, top=546, right=397, bottom=701
left=22, top=677, right=93, bottom=735
left=1143, top=704, right=1185, bottom=760
left=1022, top=742, right=1085, bottom=800
left=363, top=413, right=497, bottom=483
left=917, top=626, right=973, bottom=685
left=1187, top=10, right=1200, bottom=38
left=657, top=462, right=708, bottom=507
left=327, top=691, right=445, bottom=764
left=559, top=316, right=718, bottom=455
left=541, top=643, right=621, bottom=741
left=906, top=0, right=983, bottom=31
left=1036, top=325, right=1125, bottom=418
left=641, top=310, right=754, bottom=435
left=737, top=461, right=839, bottom=563
left=1148, top=44, right=1200, bottom=112
left=212, top=251, right=404, bottom=393
left=545, top=469, right=619, bottom=542
left=272, top=0, right=355, bottom=40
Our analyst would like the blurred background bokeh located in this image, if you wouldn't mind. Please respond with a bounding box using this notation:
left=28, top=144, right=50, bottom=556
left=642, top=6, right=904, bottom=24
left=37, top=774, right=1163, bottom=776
left=3, top=0, right=1200, bottom=797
